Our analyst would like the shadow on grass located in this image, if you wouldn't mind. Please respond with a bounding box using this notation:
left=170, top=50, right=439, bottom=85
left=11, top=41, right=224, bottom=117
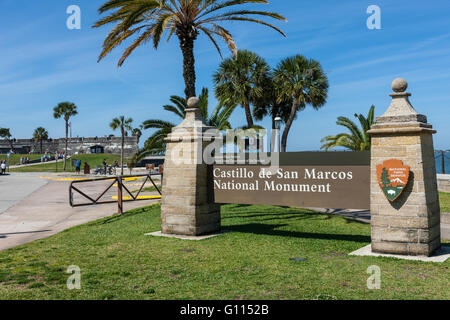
left=89, top=205, right=158, bottom=226
left=223, top=223, right=370, bottom=243
left=223, top=212, right=332, bottom=221
left=223, top=205, right=370, bottom=226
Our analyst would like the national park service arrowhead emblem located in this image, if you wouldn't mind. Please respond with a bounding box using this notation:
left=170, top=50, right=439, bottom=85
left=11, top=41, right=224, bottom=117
left=377, top=159, right=410, bottom=202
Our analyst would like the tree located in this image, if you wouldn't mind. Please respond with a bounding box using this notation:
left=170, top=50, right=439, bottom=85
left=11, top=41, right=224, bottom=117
left=253, top=77, right=291, bottom=151
left=380, top=167, right=390, bottom=189
left=213, top=50, right=271, bottom=128
left=110, top=116, right=134, bottom=175
left=32, top=127, right=49, bottom=154
left=273, top=55, right=329, bottom=152
left=53, top=102, right=78, bottom=171
left=0, top=128, right=13, bottom=152
left=132, top=126, right=143, bottom=144
left=142, top=88, right=235, bottom=154
left=320, top=105, right=375, bottom=151
left=93, top=0, right=286, bottom=100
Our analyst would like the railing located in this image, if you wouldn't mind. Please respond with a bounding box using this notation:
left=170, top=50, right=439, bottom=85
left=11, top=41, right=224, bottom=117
left=69, top=173, right=162, bottom=214
left=435, top=150, right=450, bottom=174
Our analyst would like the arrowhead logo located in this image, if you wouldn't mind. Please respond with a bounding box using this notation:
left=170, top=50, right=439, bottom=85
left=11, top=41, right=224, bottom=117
left=376, top=159, right=410, bottom=202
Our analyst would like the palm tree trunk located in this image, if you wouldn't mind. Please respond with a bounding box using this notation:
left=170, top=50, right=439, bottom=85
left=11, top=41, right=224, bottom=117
left=64, top=120, right=68, bottom=171
left=179, top=35, right=196, bottom=101
left=40, top=140, right=43, bottom=154
left=243, top=103, right=254, bottom=128
left=270, top=115, right=276, bottom=152
left=121, top=129, right=124, bottom=176
left=281, top=101, right=298, bottom=152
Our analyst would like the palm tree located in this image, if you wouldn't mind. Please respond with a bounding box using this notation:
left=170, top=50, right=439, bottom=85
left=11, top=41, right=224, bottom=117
left=213, top=50, right=270, bottom=128
left=142, top=87, right=235, bottom=154
left=132, top=125, right=143, bottom=144
left=253, top=77, right=291, bottom=151
left=53, top=102, right=78, bottom=170
left=93, top=0, right=286, bottom=100
left=110, top=116, right=134, bottom=175
left=273, top=55, right=329, bottom=152
left=32, top=127, right=49, bottom=154
left=320, top=105, right=375, bottom=151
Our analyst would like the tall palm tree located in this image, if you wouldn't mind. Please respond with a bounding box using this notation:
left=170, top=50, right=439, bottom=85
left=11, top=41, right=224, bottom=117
left=320, top=105, right=375, bottom=151
left=213, top=50, right=270, bottom=128
left=32, top=127, right=49, bottom=154
left=110, top=116, right=134, bottom=175
left=273, top=55, right=329, bottom=152
left=143, top=87, right=235, bottom=154
left=93, top=0, right=286, bottom=100
left=53, top=102, right=78, bottom=170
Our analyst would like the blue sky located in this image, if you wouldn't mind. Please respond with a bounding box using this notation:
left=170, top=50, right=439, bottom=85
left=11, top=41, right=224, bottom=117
left=1, top=0, right=450, bottom=150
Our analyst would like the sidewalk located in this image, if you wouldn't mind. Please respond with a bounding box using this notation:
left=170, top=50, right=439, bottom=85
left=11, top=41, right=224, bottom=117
left=9, top=157, right=70, bottom=169
left=312, top=207, right=450, bottom=240
left=0, top=175, right=160, bottom=251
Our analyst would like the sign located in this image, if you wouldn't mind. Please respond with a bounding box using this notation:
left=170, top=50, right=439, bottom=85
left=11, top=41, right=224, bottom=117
left=376, top=159, right=410, bottom=202
left=212, top=152, right=370, bottom=210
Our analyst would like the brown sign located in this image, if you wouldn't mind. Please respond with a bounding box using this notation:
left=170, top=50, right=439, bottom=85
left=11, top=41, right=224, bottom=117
left=376, top=159, right=410, bottom=202
left=212, top=165, right=370, bottom=209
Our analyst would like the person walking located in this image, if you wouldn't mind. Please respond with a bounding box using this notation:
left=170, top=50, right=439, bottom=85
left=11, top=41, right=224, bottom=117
left=102, top=159, right=107, bottom=175
left=75, top=159, right=81, bottom=174
left=1, top=161, right=6, bottom=175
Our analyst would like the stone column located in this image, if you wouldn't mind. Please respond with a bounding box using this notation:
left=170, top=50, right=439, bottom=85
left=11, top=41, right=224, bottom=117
left=368, top=78, right=441, bottom=256
left=160, top=97, right=221, bottom=236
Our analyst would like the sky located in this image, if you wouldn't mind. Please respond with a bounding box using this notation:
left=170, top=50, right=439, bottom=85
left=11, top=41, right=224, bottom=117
left=1, top=0, right=450, bottom=151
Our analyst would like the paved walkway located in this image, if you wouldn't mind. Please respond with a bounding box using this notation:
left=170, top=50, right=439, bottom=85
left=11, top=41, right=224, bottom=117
left=8, top=157, right=71, bottom=169
left=0, top=173, right=160, bottom=251
left=310, top=207, right=449, bottom=240
left=0, top=173, right=49, bottom=214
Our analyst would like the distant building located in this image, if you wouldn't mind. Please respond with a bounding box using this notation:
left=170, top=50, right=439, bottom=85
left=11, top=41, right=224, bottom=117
left=0, top=136, right=138, bottom=156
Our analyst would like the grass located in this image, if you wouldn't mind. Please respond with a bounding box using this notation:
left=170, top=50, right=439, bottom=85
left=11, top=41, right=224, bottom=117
left=440, top=192, right=450, bottom=212
left=10, top=154, right=122, bottom=173
left=0, top=204, right=448, bottom=300
left=0, top=154, right=43, bottom=166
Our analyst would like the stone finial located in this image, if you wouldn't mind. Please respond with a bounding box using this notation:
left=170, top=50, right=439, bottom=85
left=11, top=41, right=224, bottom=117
left=375, top=78, right=427, bottom=124
left=392, top=78, right=408, bottom=92
left=187, top=97, right=200, bottom=108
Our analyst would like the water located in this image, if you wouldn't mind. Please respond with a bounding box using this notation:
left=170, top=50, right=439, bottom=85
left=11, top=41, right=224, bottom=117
left=435, top=151, right=450, bottom=174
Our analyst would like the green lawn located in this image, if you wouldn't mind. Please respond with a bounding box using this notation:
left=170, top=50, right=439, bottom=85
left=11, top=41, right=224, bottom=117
left=10, top=154, right=122, bottom=173
left=440, top=192, right=450, bottom=212
left=0, top=154, right=43, bottom=166
left=0, top=204, right=448, bottom=300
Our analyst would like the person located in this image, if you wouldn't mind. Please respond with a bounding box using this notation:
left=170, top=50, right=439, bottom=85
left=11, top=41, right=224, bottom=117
left=75, top=159, right=81, bottom=174
left=102, top=159, right=107, bottom=175
left=83, top=162, right=90, bottom=175
left=1, top=161, right=6, bottom=175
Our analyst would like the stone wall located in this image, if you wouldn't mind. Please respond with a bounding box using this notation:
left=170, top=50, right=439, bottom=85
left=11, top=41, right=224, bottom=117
left=0, top=136, right=138, bottom=157
left=437, top=174, right=450, bottom=193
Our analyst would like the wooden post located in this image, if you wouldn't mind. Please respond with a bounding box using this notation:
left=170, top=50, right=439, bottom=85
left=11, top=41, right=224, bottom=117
left=117, top=176, right=123, bottom=215
left=442, top=151, right=446, bottom=174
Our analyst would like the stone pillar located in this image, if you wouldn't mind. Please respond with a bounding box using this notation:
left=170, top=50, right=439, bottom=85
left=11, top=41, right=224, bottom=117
left=160, top=97, right=221, bottom=236
left=368, top=78, right=441, bottom=256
